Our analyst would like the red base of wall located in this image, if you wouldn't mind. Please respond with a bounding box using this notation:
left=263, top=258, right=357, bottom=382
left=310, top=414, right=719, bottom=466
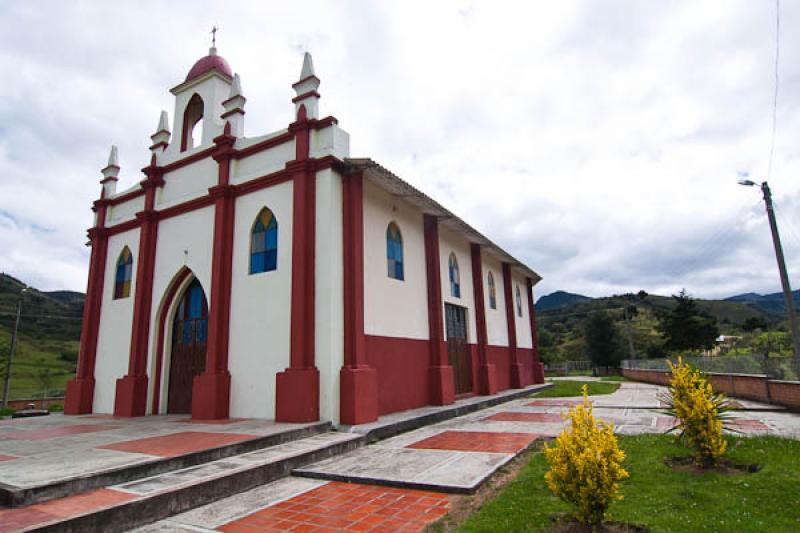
left=191, top=371, right=231, bottom=420
left=339, top=366, right=378, bottom=425
left=114, top=374, right=148, bottom=417
left=510, top=362, right=526, bottom=389
left=429, top=365, right=455, bottom=405
left=64, top=377, right=95, bottom=415
left=275, top=367, right=320, bottom=422
left=477, top=363, right=498, bottom=395
left=533, top=362, right=545, bottom=384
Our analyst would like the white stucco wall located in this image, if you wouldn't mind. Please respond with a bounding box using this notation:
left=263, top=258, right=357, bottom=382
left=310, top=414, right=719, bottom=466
left=513, top=272, right=533, bottom=349
left=146, top=205, right=215, bottom=413
left=314, top=168, right=344, bottom=423
left=157, top=157, right=218, bottom=209
left=167, top=75, right=232, bottom=157
left=310, top=124, right=350, bottom=159
left=483, top=253, right=509, bottom=347
left=93, top=228, right=140, bottom=413
left=439, top=225, right=476, bottom=343
left=227, top=181, right=294, bottom=419
left=106, top=195, right=144, bottom=226
left=362, top=179, right=429, bottom=340
left=231, top=140, right=295, bottom=185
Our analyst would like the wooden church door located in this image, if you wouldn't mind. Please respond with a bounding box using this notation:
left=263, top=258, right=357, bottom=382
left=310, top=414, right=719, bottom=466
left=168, top=279, right=208, bottom=414
left=445, top=303, right=473, bottom=395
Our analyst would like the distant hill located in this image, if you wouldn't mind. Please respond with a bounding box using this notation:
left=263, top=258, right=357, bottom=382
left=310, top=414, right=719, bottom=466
left=0, top=273, right=84, bottom=399
left=536, top=291, right=592, bottom=312
left=725, top=290, right=800, bottom=316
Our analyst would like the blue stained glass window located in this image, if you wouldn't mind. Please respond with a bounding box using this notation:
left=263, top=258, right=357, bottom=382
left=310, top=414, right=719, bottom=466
left=386, top=222, right=404, bottom=281
left=114, top=247, right=133, bottom=299
left=449, top=253, right=460, bottom=298
left=488, top=272, right=496, bottom=309
left=250, top=208, right=279, bottom=274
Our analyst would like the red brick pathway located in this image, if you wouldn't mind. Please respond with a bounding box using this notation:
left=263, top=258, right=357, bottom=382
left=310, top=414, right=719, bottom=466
left=656, top=416, right=677, bottom=429
left=218, top=481, right=450, bottom=533
left=406, top=430, right=537, bottom=453
left=0, top=454, right=17, bottom=462
left=3, top=424, right=120, bottom=441
left=98, top=431, right=258, bottom=457
left=0, top=488, right=134, bottom=532
left=484, top=412, right=563, bottom=423
left=171, top=418, right=250, bottom=425
left=728, top=419, right=770, bottom=431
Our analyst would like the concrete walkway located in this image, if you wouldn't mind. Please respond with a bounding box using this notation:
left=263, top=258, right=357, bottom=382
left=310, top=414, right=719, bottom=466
left=134, top=380, right=800, bottom=532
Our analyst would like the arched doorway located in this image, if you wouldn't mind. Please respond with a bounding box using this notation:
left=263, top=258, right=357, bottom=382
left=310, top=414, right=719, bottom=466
left=167, top=278, right=208, bottom=413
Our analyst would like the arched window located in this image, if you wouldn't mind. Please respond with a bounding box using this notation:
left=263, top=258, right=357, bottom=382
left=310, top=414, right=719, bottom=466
left=488, top=272, right=496, bottom=309
left=114, top=247, right=133, bottom=299
left=250, top=208, right=279, bottom=274
left=449, top=253, right=460, bottom=298
left=181, top=93, right=204, bottom=152
left=386, top=222, right=404, bottom=280
left=516, top=285, right=523, bottom=317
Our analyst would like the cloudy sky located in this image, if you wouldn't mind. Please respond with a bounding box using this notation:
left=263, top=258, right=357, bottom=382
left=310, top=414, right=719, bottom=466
left=1, top=0, right=799, bottom=301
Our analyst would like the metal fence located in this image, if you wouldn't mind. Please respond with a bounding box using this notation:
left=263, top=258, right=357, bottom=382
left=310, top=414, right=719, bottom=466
left=544, top=360, right=595, bottom=376
left=622, top=354, right=799, bottom=382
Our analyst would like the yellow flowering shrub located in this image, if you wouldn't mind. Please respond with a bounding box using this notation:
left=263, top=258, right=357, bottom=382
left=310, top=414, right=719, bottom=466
left=544, top=385, right=628, bottom=526
left=661, top=357, right=729, bottom=467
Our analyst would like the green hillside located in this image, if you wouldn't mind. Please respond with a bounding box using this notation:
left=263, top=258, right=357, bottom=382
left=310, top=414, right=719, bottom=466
left=536, top=290, right=789, bottom=364
left=0, top=273, right=83, bottom=399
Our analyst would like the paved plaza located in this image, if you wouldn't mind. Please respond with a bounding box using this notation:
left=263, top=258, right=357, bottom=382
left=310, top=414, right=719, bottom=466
left=1, top=380, right=799, bottom=531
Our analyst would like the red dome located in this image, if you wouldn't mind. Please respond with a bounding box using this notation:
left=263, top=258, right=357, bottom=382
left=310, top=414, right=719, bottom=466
left=185, top=51, right=232, bottom=82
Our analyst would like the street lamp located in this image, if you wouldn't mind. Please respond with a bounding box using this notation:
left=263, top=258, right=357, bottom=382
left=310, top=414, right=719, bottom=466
left=2, top=285, right=27, bottom=408
left=739, top=180, right=800, bottom=367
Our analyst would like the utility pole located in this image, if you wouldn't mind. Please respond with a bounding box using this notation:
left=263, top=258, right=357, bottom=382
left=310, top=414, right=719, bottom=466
left=759, top=181, right=800, bottom=367
left=2, top=296, right=22, bottom=408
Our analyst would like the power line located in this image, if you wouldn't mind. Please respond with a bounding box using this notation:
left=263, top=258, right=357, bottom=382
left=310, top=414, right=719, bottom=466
left=767, top=0, right=781, bottom=181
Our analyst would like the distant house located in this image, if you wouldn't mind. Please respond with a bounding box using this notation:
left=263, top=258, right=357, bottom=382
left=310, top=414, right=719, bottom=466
left=64, top=46, right=544, bottom=425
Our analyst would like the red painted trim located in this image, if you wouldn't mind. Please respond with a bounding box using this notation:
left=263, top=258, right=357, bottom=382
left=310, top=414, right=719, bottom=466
left=161, top=147, right=216, bottom=173
left=95, top=189, right=145, bottom=209
left=292, top=90, right=321, bottom=103
left=233, top=131, right=294, bottom=159
left=470, top=243, right=488, bottom=365
left=423, top=214, right=446, bottom=366
left=180, top=94, right=204, bottom=152
left=292, top=75, right=320, bottom=88
left=502, top=262, right=523, bottom=388
left=151, top=267, right=192, bottom=414
left=342, top=172, right=366, bottom=368
left=220, top=108, right=245, bottom=120
left=149, top=141, right=168, bottom=151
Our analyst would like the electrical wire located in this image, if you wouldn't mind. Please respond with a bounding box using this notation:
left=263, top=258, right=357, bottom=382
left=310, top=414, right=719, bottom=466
left=767, top=0, right=780, bottom=181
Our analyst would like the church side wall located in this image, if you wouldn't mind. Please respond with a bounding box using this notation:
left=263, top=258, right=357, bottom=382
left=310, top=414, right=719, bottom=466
left=106, top=195, right=145, bottom=226
left=362, top=180, right=431, bottom=415
left=146, top=205, right=215, bottom=413
left=156, top=158, right=218, bottom=209
left=439, top=225, right=477, bottom=344
left=315, top=168, right=344, bottom=423
left=231, top=140, right=295, bottom=185
left=93, top=228, right=140, bottom=413
left=483, top=254, right=509, bottom=347
left=513, top=271, right=535, bottom=384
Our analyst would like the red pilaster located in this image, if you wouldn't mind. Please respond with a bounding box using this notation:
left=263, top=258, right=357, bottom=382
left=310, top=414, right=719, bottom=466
left=527, top=278, right=545, bottom=384
left=470, top=243, right=497, bottom=396
left=192, top=127, right=236, bottom=419
left=339, top=172, right=378, bottom=425
left=65, top=204, right=109, bottom=414
left=276, top=113, right=320, bottom=423
left=502, top=262, right=524, bottom=389
left=424, top=214, right=454, bottom=406
left=114, top=158, right=163, bottom=417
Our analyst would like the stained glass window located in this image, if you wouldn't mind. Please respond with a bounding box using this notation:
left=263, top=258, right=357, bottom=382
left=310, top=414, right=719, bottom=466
left=386, top=222, right=404, bottom=280
left=488, top=272, right=496, bottom=309
left=250, top=208, right=278, bottom=274
left=516, top=285, right=523, bottom=317
left=114, top=247, right=133, bottom=299
left=449, top=253, right=460, bottom=298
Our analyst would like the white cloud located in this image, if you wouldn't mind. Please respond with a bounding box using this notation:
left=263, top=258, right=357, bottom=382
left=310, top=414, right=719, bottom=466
left=1, top=0, right=798, bottom=301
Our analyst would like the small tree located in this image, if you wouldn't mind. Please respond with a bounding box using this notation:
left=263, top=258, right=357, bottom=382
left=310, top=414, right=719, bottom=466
left=584, top=312, right=623, bottom=370
left=545, top=385, right=628, bottom=526
left=658, top=290, right=719, bottom=351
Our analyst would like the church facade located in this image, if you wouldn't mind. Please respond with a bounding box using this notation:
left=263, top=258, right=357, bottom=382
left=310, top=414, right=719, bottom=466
left=64, top=46, right=544, bottom=425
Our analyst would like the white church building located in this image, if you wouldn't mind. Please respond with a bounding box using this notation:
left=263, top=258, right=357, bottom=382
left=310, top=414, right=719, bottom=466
left=64, top=45, right=544, bottom=425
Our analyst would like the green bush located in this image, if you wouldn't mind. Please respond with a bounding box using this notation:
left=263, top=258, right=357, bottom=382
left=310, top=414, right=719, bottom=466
left=0, top=407, right=15, bottom=417
left=47, top=403, right=64, bottom=412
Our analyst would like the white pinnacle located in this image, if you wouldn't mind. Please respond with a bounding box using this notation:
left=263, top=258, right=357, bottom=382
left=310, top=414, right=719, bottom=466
left=229, top=73, right=242, bottom=98
left=107, top=145, right=119, bottom=167
left=300, top=52, right=315, bottom=79
left=157, top=110, right=170, bottom=133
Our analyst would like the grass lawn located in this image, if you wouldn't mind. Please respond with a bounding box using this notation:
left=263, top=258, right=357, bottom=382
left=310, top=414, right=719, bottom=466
left=535, top=380, right=620, bottom=397
left=457, top=435, right=800, bottom=532
left=600, top=375, right=628, bottom=382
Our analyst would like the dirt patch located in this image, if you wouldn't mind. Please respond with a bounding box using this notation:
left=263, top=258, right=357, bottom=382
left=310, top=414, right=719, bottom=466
left=425, top=440, right=548, bottom=532
left=664, top=455, right=761, bottom=475
left=548, top=517, right=649, bottom=532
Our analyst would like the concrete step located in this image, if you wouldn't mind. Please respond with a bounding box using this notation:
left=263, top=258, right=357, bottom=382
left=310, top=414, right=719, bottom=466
left=1, top=421, right=332, bottom=508
left=21, top=432, right=363, bottom=533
